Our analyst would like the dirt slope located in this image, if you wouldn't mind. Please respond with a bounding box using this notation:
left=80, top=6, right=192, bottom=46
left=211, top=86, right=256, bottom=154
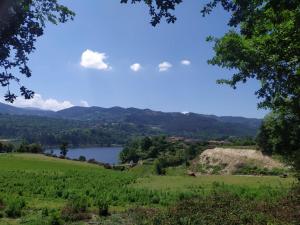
left=193, top=148, right=284, bottom=175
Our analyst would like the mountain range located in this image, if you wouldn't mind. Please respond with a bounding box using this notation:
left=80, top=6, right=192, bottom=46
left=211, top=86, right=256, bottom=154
left=0, top=102, right=262, bottom=146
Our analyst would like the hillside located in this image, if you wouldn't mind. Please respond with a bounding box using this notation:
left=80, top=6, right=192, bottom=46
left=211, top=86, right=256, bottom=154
left=0, top=103, right=262, bottom=146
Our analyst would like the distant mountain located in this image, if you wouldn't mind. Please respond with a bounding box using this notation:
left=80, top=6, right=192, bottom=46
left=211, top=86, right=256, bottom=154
left=57, top=106, right=262, bottom=137
left=0, top=102, right=55, bottom=117
left=0, top=103, right=262, bottom=146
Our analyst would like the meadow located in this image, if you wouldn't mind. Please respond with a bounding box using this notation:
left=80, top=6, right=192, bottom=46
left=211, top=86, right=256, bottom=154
left=0, top=154, right=297, bottom=225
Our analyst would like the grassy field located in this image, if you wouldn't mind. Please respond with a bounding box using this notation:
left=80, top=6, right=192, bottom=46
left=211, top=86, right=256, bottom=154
left=0, top=154, right=297, bottom=225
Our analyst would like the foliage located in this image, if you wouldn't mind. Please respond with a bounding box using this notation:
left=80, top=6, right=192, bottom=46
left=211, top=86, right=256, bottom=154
left=97, top=199, right=109, bottom=217
left=59, top=142, right=68, bottom=157
left=120, top=0, right=182, bottom=26
left=0, top=141, right=43, bottom=153
left=120, top=136, right=208, bottom=167
left=225, top=137, right=257, bottom=146
left=129, top=186, right=300, bottom=225
left=78, top=155, right=86, bottom=161
left=234, top=164, right=287, bottom=176
left=202, top=0, right=300, bottom=174
left=5, top=197, right=26, bottom=218
left=0, top=114, right=161, bottom=147
left=153, top=159, right=166, bottom=175
left=202, top=1, right=300, bottom=115
left=0, top=141, right=14, bottom=153
left=16, top=142, right=43, bottom=153
left=0, top=0, right=74, bottom=102
left=257, top=112, right=300, bottom=174
left=0, top=107, right=262, bottom=147
left=61, top=195, right=90, bottom=221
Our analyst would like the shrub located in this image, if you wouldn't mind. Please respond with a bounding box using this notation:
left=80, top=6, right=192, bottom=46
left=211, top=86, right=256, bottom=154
left=61, top=195, right=89, bottom=221
left=97, top=199, right=109, bottom=216
left=103, top=163, right=112, bottom=169
left=234, top=164, right=287, bottom=176
left=112, top=165, right=125, bottom=171
left=88, top=158, right=97, bottom=164
left=153, top=159, right=166, bottom=175
left=0, top=196, right=4, bottom=210
left=0, top=142, right=14, bottom=153
left=78, top=155, right=86, bottom=161
left=5, top=197, right=26, bottom=218
left=151, top=196, right=160, bottom=204
left=16, top=142, right=43, bottom=153
left=48, top=212, right=63, bottom=225
left=41, top=208, right=49, bottom=217
left=129, top=188, right=300, bottom=225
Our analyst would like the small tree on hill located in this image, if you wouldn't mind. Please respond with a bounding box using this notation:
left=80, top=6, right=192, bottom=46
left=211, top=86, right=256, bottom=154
left=60, top=142, right=68, bottom=157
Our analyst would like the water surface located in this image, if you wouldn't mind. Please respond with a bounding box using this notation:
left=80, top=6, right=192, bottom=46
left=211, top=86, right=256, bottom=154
left=48, top=147, right=122, bottom=164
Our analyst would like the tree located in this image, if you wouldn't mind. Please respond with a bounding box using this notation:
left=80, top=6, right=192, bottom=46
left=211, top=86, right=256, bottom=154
left=257, top=112, right=300, bottom=176
left=0, top=0, right=74, bottom=102
left=60, top=142, right=68, bottom=157
left=120, top=0, right=182, bottom=26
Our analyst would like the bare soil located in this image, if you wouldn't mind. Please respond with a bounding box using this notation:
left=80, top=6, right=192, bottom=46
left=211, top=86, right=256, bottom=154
left=193, top=148, right=284, bottom=175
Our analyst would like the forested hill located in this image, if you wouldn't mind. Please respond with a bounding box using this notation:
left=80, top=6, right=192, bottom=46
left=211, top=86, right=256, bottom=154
left=0, top=103, right=262, bottom=146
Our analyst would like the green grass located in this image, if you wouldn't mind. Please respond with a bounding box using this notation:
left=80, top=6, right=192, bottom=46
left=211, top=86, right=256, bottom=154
left=135, top=175, right=294, bottom=190
left=0, top=154, right=297, bottom=224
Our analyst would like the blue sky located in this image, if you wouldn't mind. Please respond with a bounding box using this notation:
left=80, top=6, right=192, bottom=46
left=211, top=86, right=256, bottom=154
left=5, top=0, right=267, bottom=118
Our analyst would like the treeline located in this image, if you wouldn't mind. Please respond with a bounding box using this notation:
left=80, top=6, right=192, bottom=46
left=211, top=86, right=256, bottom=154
left=0, top=113, right=261, bottom=147
left=0, top=114, right=160, bottom=147
left=0, top=142, right=43, bottom=153
left=120, top=136, right=210, bottom=173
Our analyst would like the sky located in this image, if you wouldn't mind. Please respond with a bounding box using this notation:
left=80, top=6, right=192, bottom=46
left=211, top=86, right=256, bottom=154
left=3, top=0, right=268, bottom=118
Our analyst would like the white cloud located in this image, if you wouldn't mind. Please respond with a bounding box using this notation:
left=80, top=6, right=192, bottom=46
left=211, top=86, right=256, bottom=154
left=11, top=94, right=74, bottom=111
left=130, top=63, right=142, bottom=72
left=181, top=60, right=191, bottom=66
left=158, top=61, right=172, bottom=72
left=80, top=49, right=111, bottom=71
left=80, top=100, right=89, bottom=107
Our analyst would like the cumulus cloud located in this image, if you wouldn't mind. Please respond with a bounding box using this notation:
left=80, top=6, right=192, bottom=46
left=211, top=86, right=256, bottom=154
left=80, top=100, right=89, bottom=107
left=80, top=49, right=111, bottom=71
left=11, top=94, right=74, bottom=111
left=181, top=60, right=191, bottom=66
left=158, top=61, right=172, bottom=72
left=130, top=63, right=142, bottom=72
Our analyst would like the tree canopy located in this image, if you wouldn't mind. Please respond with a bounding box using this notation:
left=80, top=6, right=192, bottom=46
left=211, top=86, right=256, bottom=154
left=120, top=0, right=182, bottom=26
left=0, top=0, right=74, bottom=102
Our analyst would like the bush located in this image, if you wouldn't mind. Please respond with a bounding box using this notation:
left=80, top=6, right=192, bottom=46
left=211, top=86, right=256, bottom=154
left=234, top=164, right=287, bottom=176
left=153, top=159, right=166, bottom=175
left=97, top=199, right=109, bottom=216
left=5, top=197, right=26, bottom=218
left=112, top=165, right=125, bottom=171
left=88, top=158, right=97, bottom=164
left=48, top=212, right=63, bottom=225
left=0, top=196, right=4, bottom=210
left=78, top=155, right=86, bottom=161
left=0, top=142, right=14, bottom=153
left=61, top=195, right=89, bottom=221
left=16, top=143, right=43, bottom=153
left=129, top=188, right=300, bottom=225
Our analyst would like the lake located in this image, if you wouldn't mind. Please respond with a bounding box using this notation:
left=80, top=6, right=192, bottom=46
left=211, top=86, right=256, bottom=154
left=48, top=147, right=123, bottom=165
